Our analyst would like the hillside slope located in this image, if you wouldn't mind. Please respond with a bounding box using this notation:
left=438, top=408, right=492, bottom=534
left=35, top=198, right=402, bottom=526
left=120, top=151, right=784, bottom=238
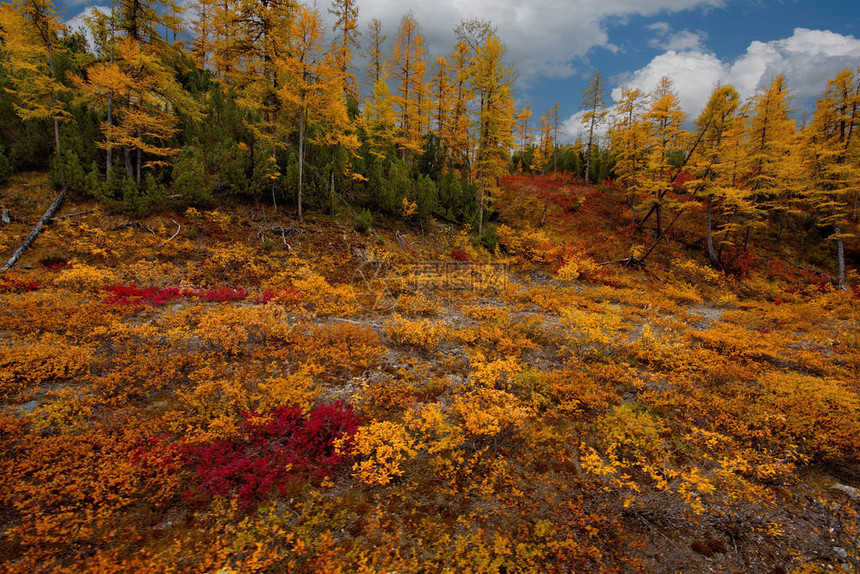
left=1, top=172, right=858, bottom=572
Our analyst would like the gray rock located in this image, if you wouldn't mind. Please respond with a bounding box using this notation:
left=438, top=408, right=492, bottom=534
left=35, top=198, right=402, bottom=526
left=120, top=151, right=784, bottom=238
left=17, top=400, right=40, bottom=414
left=829, top=483, right=859, bottom=499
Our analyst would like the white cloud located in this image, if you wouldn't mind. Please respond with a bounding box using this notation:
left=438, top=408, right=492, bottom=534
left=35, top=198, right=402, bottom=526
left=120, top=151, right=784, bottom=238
left=611, top=49, right=727, bottom=118
left=729, top=28, right=860, bottom=102
left=560, top=27, right=860, bottom=143
left=354, top=0, right=726, bottom=81
left=647, top=21, right=671, bottom=35
left=649, top=29, right=707, bottom=51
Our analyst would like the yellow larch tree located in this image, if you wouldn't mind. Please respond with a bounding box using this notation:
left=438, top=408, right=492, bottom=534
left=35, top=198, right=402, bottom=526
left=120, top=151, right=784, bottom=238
left=514, top=104, right=533, bottom=153
left=76, top=37, right=201, bottom=185
left=743, top=74, right=799, bottom=248
left=190, top=0, right=217, bottom=69
left=365, top=17, right=385, bottom=86
left=582, top=70, right=608, bottom=184
left=642, top=76, right=687, bottom=238
left=531, top=108, right=554, bottom=173
left=803, top=67, right=860, bottom=289
left=471, top=32, right=515, bottom=233
left=445, top=39, right=474, bottom=174
left=227, top=0, right=295, bottom=163
left=610, top=86, right=649, bottom=225
left=0, top=0, right=69, bottom=157
left=686, top=84, right=745, bottom=265
left=279, top=3, right=326, bottom=222
left=361, top=73, right=397, bottom=159
left=389, top=13, right=426, bottom=159
left=328, top=0, right=359, bottom=101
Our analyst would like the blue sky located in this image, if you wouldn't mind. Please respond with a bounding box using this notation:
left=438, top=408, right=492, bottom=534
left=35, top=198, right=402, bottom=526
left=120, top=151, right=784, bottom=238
left=61, top=0, right=860, bottom=142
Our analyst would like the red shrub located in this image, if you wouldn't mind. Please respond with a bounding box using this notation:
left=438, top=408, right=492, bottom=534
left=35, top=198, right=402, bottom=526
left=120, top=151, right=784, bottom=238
left=450, top=249, right=470, bottom=262
left=0, top=278, right=41, bottom=293
left=190, top=287, right=249, bottom=302
left=104, top=284, right=183, bottom=306
left=183, top=402, right=359, bottom=508
left=721, top=248, right=755, bottom=278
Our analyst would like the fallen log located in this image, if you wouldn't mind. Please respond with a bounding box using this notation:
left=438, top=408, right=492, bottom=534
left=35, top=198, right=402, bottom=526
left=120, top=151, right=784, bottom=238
left=1, top=187, right=66, bottom=273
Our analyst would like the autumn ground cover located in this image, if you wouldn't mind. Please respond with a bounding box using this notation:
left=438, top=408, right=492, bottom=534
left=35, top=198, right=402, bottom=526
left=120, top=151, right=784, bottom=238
left=0, top=172, right=858, bottom=572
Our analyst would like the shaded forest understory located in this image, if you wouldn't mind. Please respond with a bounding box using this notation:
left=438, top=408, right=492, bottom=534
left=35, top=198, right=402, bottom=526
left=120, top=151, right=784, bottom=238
left=0, top=171, right=858, bottom=572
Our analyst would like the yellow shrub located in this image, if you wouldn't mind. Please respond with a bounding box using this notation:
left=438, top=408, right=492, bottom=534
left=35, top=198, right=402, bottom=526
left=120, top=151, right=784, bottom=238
left=496, top=224, right=555, bottom=263
left=396, top=293, right=440, bottom=316
left=406, top=403, right=466, bottom=453
left=0, top=334, right=94, bottom=399
left=561, top=306, right=623, bottom=358
left=661, top=281, right=704, bottom=304
left=385, top=314, right=444, bottom=352
left=673, top=259, right=721, bottom=285
left=345, top=421, right=416, bottom=486
left=453, top=388, right=530, bottom=437
left=289, top=268, right=360, bottom=316
left=557, top=252, right=599, bottom=282
left=52, top=262, right=117, bottom=292
left=255, top=368, right=321, bottom=413
left=195, top=306, right=289, bottom=355
left=469, top=352, right=522, bottom=388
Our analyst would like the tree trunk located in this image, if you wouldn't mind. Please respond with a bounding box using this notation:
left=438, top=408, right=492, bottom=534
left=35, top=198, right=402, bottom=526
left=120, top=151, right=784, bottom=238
left=743, top=226, right=751, bottom=251
left=106, top=93, right=113, bottom=180
left=271, top=144, right=277, bottom=212
left=834, top=217, right=846, bottom=289
left=655, top=200, right=662, bottom=239
left=124, top=147, right=133, bottom=179
left=631, top=193, right=636, bottom=226
left=585, top=116, right=595, bottom=185
left=539, top=197, right=548, bottom=228
left=106, top=19, right=114, bottom=181
left=297, top=109, right=305, bottom=223
left=136, top=148, right=141, bottom=186
left=1, top=188, right=65, bottom=272
left=706, top=194, right=718, bottom=266
left=477, top=180, right=485, bottom=235
left=329, top=169, right=335, bottom=213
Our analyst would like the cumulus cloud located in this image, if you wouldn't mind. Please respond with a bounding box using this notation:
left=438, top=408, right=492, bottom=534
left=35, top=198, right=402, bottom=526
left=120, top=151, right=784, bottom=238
left=729, top=28, right=860, bottom=102
left=560, top=27, right=860, bottom=143
left=354, top=0, right=726, bottom=81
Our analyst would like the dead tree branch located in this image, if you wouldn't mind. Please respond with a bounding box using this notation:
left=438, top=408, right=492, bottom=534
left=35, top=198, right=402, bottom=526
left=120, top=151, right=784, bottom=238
left=1, top=187, right=66, bottom=272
